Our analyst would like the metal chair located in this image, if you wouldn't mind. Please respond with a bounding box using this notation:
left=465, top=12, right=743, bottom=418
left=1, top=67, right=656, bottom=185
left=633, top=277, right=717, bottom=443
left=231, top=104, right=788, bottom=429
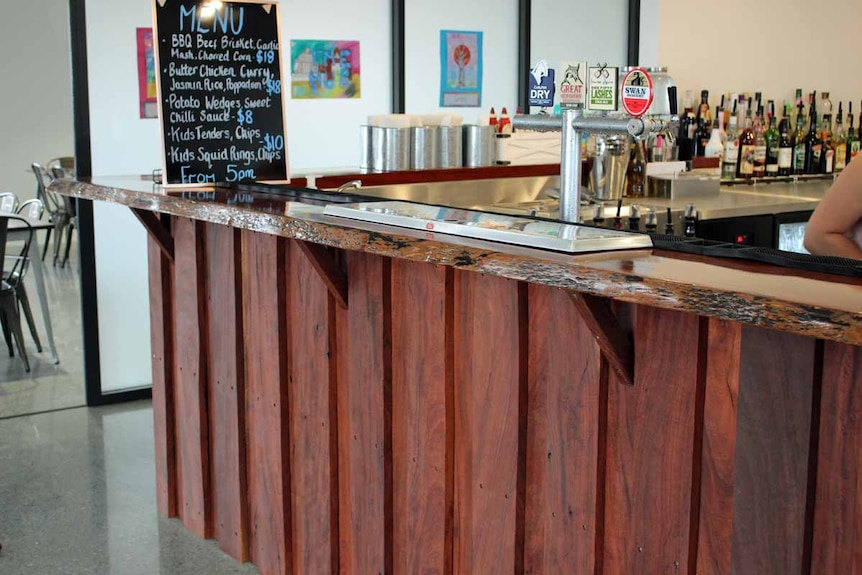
left=6, top=200, right=46, bottom=352
left=17, top=199, right=44, bottom=222
left=30, top=163, right=70, bottom=265
left=0, top=193, right=18, bottom=214
left=50, top=167, right=78, bottom=267
left=0, top=214, right=35, bottom=371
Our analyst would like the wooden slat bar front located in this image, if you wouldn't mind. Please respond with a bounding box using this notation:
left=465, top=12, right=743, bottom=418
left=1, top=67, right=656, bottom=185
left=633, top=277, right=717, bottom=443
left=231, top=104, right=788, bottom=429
left=145, top=215, right=862, bottom=575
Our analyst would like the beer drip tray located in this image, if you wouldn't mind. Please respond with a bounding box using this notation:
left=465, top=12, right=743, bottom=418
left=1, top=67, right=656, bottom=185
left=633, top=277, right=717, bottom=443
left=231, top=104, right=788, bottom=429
left=324, top=201, right=653, bottom=254
left=650, top=234, right=862, bottom=277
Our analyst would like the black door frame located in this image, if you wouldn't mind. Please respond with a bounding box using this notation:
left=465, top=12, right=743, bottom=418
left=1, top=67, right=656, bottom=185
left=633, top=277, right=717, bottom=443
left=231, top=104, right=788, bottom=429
left=68, top=0, right=638, bottom=406
left=69, top=0, right=152, bottom=406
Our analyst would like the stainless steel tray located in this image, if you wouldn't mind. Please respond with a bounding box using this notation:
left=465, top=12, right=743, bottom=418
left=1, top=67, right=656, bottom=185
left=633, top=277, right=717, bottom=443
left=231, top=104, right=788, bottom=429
left=323, top=201, right=653, bottom=254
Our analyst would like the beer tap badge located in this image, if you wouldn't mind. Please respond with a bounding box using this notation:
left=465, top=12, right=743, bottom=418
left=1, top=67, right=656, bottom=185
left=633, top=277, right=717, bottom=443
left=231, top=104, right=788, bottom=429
left=621, top=67, right=654, bottom=117
left=559, top=61, right=587, bottom=107
left=588, top=64, right=618, bottom=111
left=528, top=60, right=556, bottom=108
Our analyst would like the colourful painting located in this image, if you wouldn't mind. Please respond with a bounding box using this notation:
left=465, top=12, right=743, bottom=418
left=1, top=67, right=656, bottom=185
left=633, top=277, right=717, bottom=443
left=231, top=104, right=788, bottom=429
left=136, top=28, right=157, bottom=119
left=439, top=30, right=482, bottom=108
left=290, top=40, right=361, bottom=99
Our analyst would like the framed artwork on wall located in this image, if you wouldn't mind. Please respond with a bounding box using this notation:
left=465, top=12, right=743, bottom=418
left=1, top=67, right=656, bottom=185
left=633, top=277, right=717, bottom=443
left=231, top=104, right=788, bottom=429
left=439, top=29, right=482, bottom=107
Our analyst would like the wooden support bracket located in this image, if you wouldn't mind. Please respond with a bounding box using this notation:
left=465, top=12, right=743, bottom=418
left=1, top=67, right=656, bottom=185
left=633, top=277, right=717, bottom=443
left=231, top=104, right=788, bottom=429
left=132, top=208, right=174, bottom=262
left=294, top=240, right=348, bottom=309
left=569, top=292, right=635, bottom=386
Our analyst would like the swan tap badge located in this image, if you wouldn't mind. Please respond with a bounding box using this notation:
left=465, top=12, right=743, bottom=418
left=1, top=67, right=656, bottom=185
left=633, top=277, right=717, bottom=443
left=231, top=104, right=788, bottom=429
left=528, top=60, right=556, bottom=108
left=621, top=67, right=653, bottom=117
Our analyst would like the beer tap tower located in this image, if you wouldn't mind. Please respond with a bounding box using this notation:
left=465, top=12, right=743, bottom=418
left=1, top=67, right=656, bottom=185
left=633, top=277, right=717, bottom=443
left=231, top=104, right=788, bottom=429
left=512, top=85, right=679, bottom=223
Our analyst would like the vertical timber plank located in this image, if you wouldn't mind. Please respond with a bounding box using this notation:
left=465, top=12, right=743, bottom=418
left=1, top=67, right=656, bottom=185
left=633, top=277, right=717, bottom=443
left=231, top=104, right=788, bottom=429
left=453, top=271, right=524, bottom=575
left=205, top=224, right=249, bottom=561
left=285, top=240, right=338, bottom=574
left=338, top=251, right=391, bottom=575
left=148, top=235, right=177, bottom=518
left=812, top=342, right=862, bottom=574
left=243, top=231, right=291, bottom=575
left=605, top=305, right=700, bottom=574
left=696, top=319, right=742, bottom=575
left=730, top=327, right=816, bottom=575
left=525, top=285, right=601, bottom=574
left=173, top=217, right=212, bottom=538
left=391, top=260, right=452, bottom=574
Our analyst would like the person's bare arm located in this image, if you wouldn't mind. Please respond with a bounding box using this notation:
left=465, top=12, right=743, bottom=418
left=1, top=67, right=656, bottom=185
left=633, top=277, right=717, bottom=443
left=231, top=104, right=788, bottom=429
left=804, top=157, right=862, bottom=259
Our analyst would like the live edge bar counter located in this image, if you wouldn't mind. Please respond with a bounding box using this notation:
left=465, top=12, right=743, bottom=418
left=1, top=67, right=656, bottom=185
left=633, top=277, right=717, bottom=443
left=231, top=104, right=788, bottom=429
left=52, top=175, right=862, bottom=575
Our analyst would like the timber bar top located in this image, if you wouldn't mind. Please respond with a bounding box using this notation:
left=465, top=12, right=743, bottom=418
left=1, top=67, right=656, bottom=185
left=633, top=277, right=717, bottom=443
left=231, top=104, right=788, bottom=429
left=52, top=176, right=862, bottom=345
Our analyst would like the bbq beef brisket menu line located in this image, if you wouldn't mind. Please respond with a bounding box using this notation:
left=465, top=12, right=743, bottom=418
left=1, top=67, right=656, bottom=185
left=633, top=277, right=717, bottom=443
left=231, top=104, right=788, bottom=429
left=153, top=0, right=289, bottom=185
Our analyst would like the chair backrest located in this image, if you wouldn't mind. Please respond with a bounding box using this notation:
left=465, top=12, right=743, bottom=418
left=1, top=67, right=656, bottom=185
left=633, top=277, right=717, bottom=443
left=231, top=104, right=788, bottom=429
left=0, top=215, right=34, bottom=286
left=17, top=199, right=44, bottom=222
left=31, top=163, right=63, bottom=216
left=0, top=193, right=18, bottom=214
left=46, top=156, right=75, bottom=177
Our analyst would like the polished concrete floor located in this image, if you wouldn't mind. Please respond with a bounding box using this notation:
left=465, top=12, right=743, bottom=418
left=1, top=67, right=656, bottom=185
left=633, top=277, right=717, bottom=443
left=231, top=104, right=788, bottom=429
left=0, top=233, right=86, bottom=419
left=0, top=401, right=260, bottom=574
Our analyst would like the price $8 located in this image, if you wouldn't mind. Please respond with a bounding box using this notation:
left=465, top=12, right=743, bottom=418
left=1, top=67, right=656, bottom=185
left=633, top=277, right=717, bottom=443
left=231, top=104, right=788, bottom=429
left=237, top=109, right=254, bottom=126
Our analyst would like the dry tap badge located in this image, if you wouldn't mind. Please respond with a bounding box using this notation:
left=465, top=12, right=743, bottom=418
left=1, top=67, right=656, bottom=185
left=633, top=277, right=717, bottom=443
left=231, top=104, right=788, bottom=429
left=528, top=60, right=556, bottom=108
left=621, top=67, right=654, bottom=118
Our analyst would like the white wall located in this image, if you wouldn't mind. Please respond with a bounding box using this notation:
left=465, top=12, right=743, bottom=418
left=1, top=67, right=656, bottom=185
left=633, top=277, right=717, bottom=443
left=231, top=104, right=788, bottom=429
left=405, top=0, right=518, bottom=122
left=86, top=0, right=157, bottom=393
left=281, top=0, right=392, bottom=170
left=648, top=0, right=862, bottom=112
left=0, top=0, right=74, bottom=201
left=530, top=0, right=629, bottom=111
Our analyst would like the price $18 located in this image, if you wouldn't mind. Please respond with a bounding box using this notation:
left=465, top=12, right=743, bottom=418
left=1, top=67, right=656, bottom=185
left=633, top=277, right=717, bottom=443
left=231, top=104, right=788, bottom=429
left=256, top=50, right=275, bottom=64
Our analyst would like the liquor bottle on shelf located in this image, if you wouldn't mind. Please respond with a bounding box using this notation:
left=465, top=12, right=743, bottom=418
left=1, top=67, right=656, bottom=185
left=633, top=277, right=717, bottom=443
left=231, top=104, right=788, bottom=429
left=820, top=130, right=835, bottom=174
left=848, top=102, right=860, bottom=164
left=697, top=90, right=711, bottom=124
left=778, top=113, right=793, bottom=176
left=722, top=100, right=739, bottom=180
left=695, top=116, right=711, bottom=157
left=834, top=102, right=847, bottom=173
left=705, top=108, right=724, bottom=159
left=694, top=91, right=711, bottom=156
left=752, top=105, right=768, bottom=178
left=793, top=101, right=807, bottom=174
left=793, top=89, right=804, bottom=128
left=626, top=139, right=647, bottom=197
left=736, top=100, right=756, bottom=179
left=804, top=106, right=822, bottom=175
left=765, top=101, right=780, bottom=176
left=820, top=92, right=833, bottom=134
left=677, top=91, right=696, bottom=161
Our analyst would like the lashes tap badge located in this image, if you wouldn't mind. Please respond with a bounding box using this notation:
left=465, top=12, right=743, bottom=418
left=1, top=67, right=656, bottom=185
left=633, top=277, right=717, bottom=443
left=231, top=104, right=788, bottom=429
left=588, top=63, right=618, bottom=112
left=528, top=60, right=556, bottom=108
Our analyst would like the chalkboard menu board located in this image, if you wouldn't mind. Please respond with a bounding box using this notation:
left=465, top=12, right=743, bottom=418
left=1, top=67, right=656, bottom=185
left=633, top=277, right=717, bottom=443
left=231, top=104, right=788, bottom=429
left=153, top=0, right=289, bottom=186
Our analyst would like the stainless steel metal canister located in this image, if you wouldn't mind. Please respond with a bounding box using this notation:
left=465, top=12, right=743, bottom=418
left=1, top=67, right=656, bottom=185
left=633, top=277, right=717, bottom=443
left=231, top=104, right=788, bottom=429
left=462, top=125, right=496, bottom=168
left=371, top=127, right=411, bottom=172
left=591, top=135, right=630, bottom=201
left=360, top=125, right=373, bottom=172
left=411, top=126, right=440, bottom=170
left=437, top=126, right=463, bottom=169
